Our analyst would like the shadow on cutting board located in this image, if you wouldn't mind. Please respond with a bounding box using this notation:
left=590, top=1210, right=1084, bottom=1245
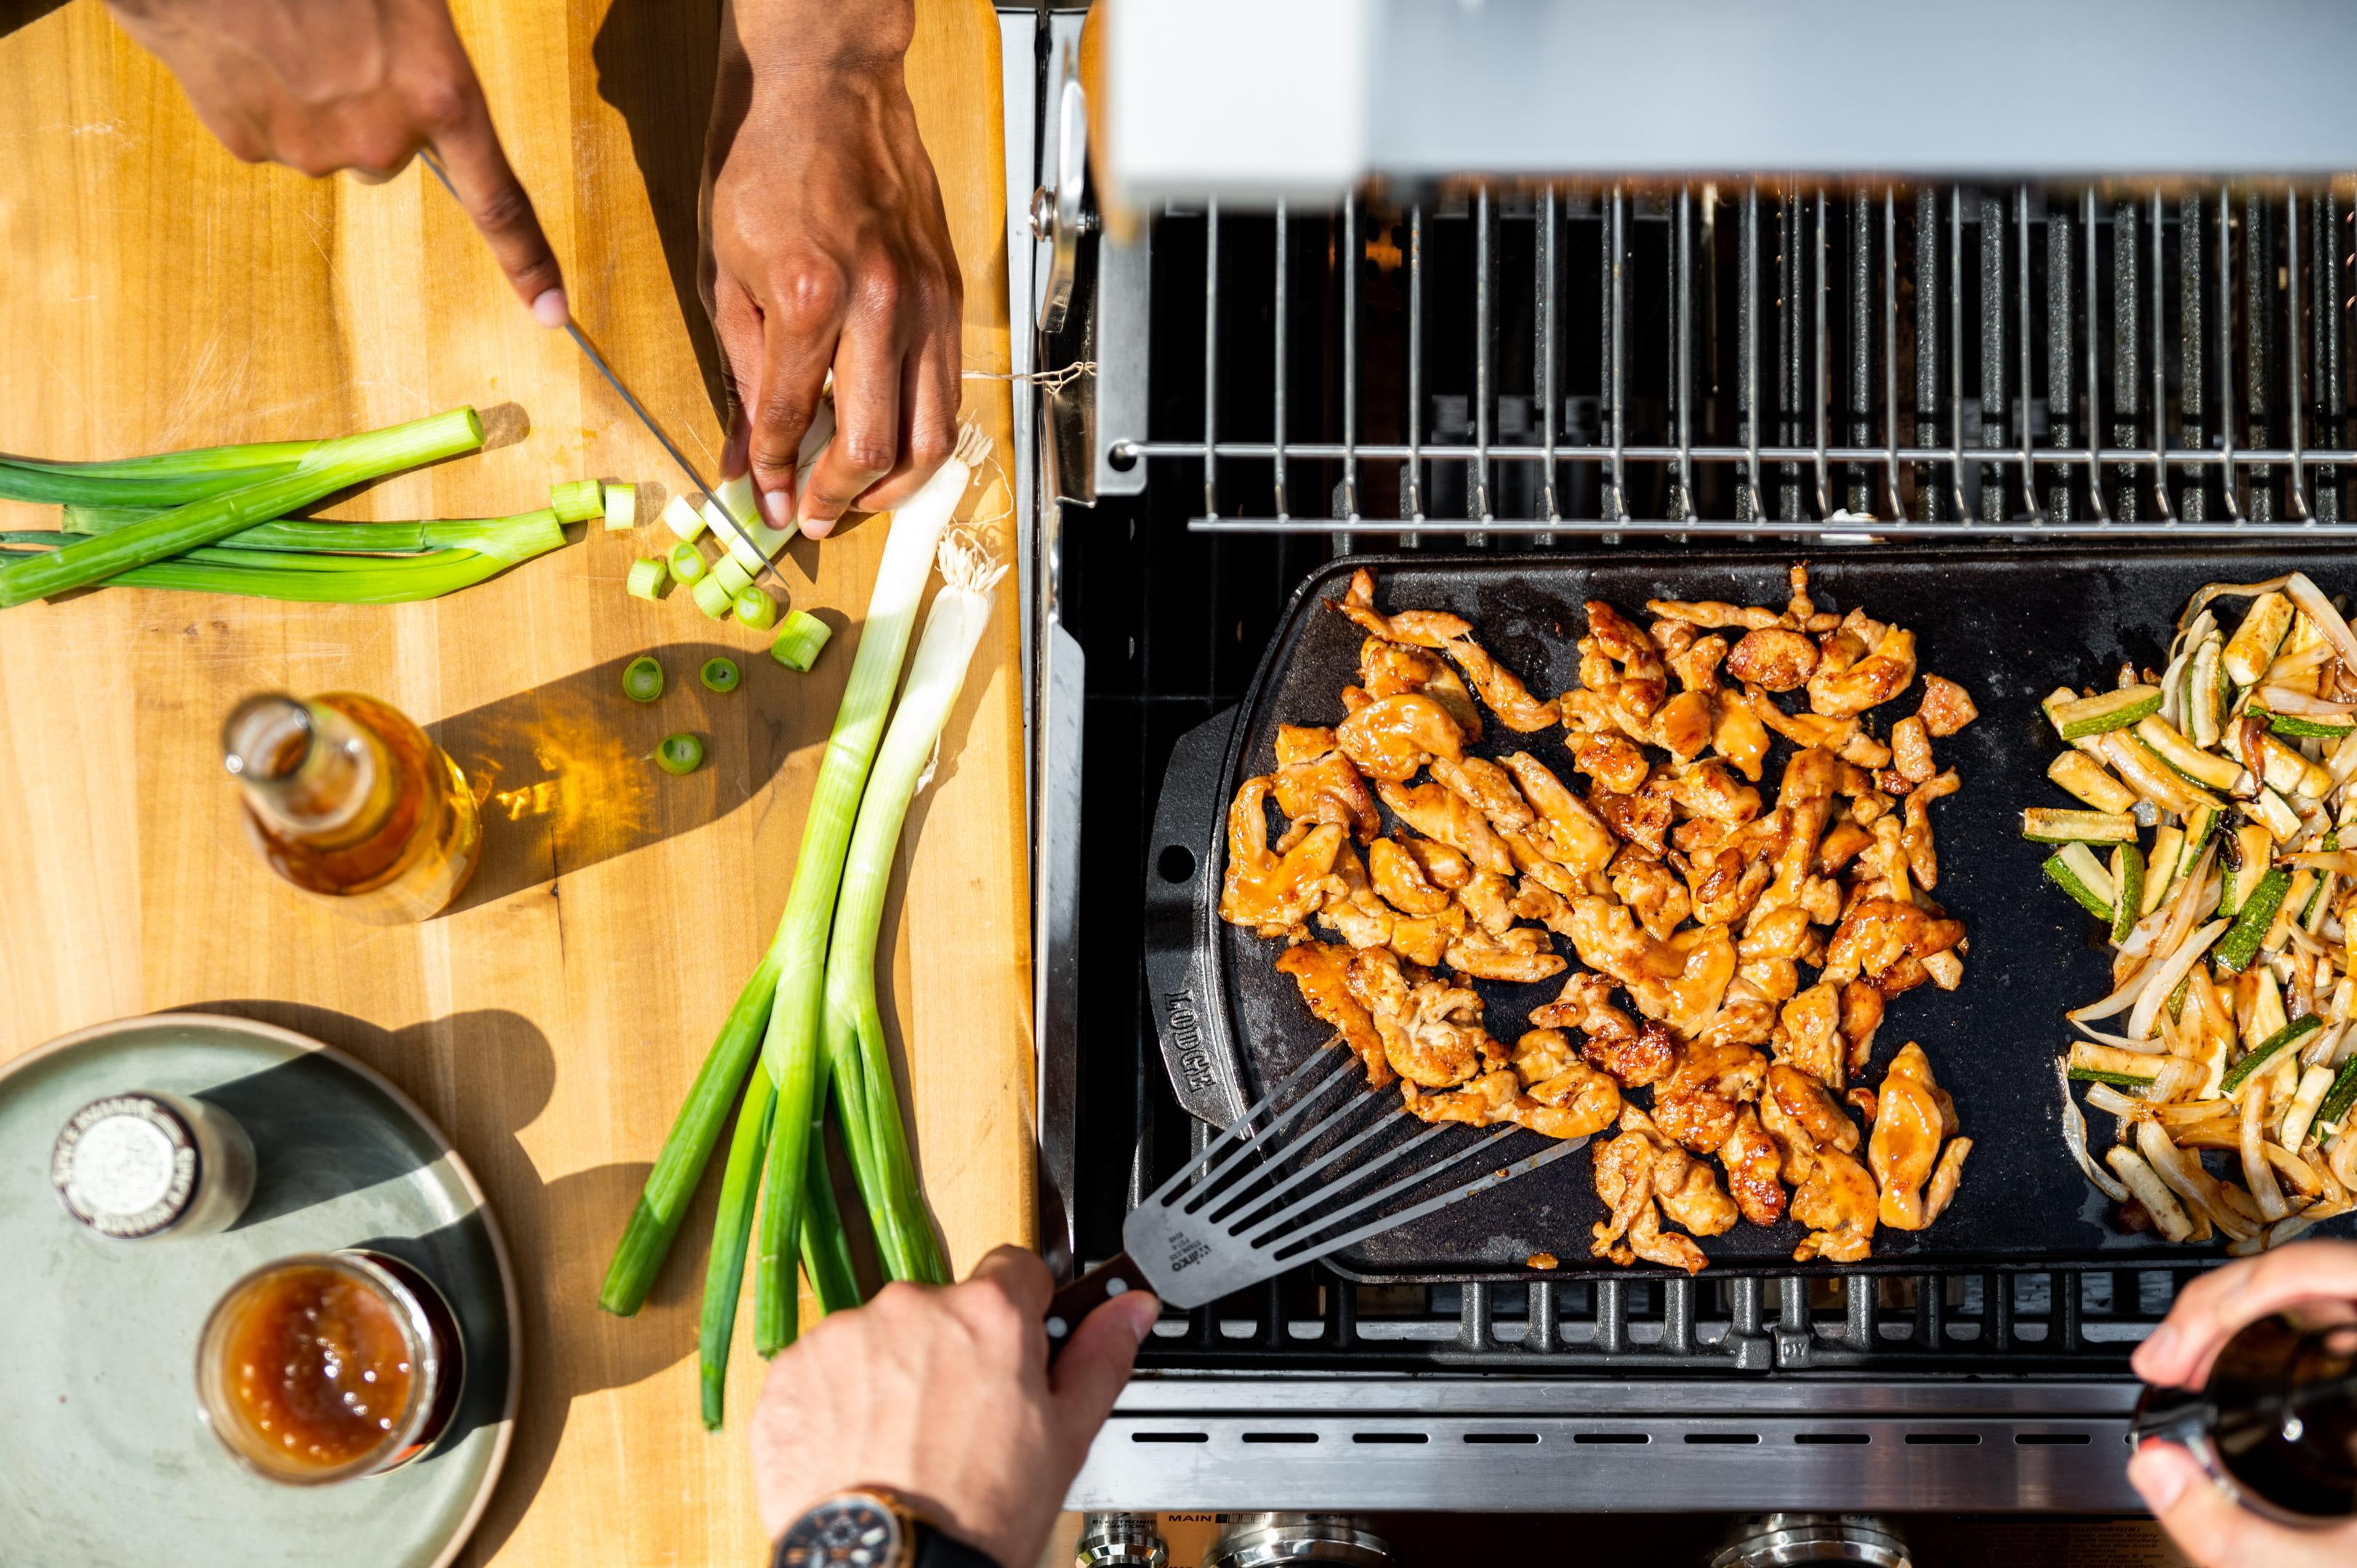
left=427, top=640, right=815, bottom=914
left=592, top=0, right=728, bottom=419
left=182, top=1000, right=706, bottom=1563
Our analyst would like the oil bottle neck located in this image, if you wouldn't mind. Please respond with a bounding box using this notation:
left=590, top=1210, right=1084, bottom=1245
left=222, top=695, right=384, bottom=840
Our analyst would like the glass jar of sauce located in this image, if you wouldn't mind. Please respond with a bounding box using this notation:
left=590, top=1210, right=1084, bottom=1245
left=196, top=1250, right=464, bottom=1484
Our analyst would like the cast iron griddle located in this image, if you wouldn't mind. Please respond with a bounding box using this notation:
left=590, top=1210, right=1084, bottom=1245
left=1143, top=544, right=2357, bottom=1283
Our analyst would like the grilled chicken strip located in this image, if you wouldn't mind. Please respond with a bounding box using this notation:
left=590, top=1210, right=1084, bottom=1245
left=1334, top=692, right=1466, bottom=782
left=1379, top=778, right=1514, bottom=876
left=1219, top=777, right=1345, bottom=936
left=1653, top=1038, right=1768, bottom=1155
left=1499, top=751, right=1619, bottom=877
left=1274, top=941, right=1393, bottom=1088
left=1720, top=1104, right=1788, bottom=1226
left=1869, top=1040, right=1948, bottom=1229
left=1270, top=724, right=1381, bottom=841
left=1791, top=1144, right=1878, bottom=1263
left=1357, top=634, right=1483, bottom=740
left=1368, top=837, right=1452, bottom=915
left=1915, top=674, right=1978, bottom=737
left=1343, top=947, right=1499, bottom=1089
left=1808, top=625, right=1916, bottom=718
left=1333, top=567, right=1556, bottom=730
left=1725, top=627, right=1819, bottom=692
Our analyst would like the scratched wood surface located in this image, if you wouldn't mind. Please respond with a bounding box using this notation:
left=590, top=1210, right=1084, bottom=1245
left=0, top=2, right=1032, bottom=1563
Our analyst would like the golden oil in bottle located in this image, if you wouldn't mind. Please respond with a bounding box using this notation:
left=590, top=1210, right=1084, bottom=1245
left=222, top=691, right=482, bottom=923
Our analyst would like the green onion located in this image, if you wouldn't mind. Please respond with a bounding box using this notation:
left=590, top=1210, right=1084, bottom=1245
left=603, top=482, right=638, bottom=531
left=60, top=506, right=558, bottom=560
left=623, top=655, right=665, bottom=703
left=0, top=436, right=318, bottom=505
left=668, top=540, right=707, bottom=585
left=698, top=1069, right=775, bottom=1429
left=711, top=554, right=752, bottom=597
left=656, top=734, right=704, bottom=775
left=714, top=474, right=760, bottom=527
left=701, top=657, right=741, bottom=694
left=750, top=421, right=988, bottom=1353
left=549, top=479, right=603, bottom=523
left=625, top=557, right=668, bottom=600
left=819, top=529, right=1004, bottom=1285
left=771, top=611, right=832, bottom=671
left=662, top=493, right=707, bottom=543
left=690, top=575, right=733, bottom=620
left=0, top=408, right=484, bottom=609
left=734, top=586, right=778, bottom=631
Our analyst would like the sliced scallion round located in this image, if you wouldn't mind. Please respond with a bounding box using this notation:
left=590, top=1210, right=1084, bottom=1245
left=661, top=493, right=707, bottom=543
left=733, top=586, right=778, bottom=631
left=656, top=733, right=704, bottom=775
left=690, top=574, right=734, bottom=620
left=625, top=556, right=667, bottom=600
left=622, top=655, right=665, bottom=703
left=668, top=540, right=707, bottom=584
left=770, top=610, right=832, bottom=671
left=603, top=482, right=638, bottom=531
left=701, top=657, right=741, bottom=693
left=710, top=554, right=753, bottom=597
left=549, top=479, right=603, bottom=523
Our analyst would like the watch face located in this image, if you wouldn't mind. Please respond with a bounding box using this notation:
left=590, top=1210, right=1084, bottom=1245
left=780, top=1494, right=906, bottom=1568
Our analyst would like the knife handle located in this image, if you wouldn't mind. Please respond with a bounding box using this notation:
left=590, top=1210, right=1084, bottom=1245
left=1044, top=1251, right=1156, bottom=1363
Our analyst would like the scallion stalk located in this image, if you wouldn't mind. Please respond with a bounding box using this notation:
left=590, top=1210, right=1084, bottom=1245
left=698, top=1070, right=774, bottom=1430
left=0, top=437, right=318, bottom=505
left=0, top=408, right=483, bottom=609
left=60, top=506, right=560, bottom=561
left=2, top=517, right=565, bottom=605
left=750, top=419, right=989, bottom=1354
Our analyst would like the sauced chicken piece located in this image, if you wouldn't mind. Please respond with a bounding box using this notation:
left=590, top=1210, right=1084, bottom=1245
left=1589, top=771, right=1678, bottom=859
left=1821, top=897, right=1968, bottom=997
left=1734, top=903, right=1818, bottom=1003
left=1916, top=674, right=1979, bottom=737
left=1840, top=981, right=1887, bottom=1075
left=1651, top=690, right=1717, bottom=759
left=1791, top=1144, right=1878, bottom=1263
left=1668, top=631, right=1728, bottom=694
left=1334, top=692, right=1466, bottom=783
left=1611, top=846, right=1693, bottom=941
left=1501, top=831, right=1582, bottom=900
left=1816, top=819, right=1873, bottom=875
left=1924, top=1136, right=1973, bottom=1224
left=1403, top=1059, right=1618, bottom=1140
left=1653, top=1038, right=1768, bottom=1155
left=1331, top=567, right=1471, bottom=648
left=1527, top=972, right=1675, bottom=1090
left=1447, top=923, right=1568, bottom=985
left=1509, top=1030, right=1625, bottom=1139
left=1274, top=942, right=1393, bottom=1088
left=1682, top=812, right=1786, bottom=929
left=1400, top=1068, right=1519, bottom=1127
left=1432, top=755, right=1536, bottom=836
left=1312, top=843, right=1401, bottom=950
left=1573, top=732, right=1652, bottom=795
left=1582, top=600, right=1669, bottom=716
left=1870, top=1040, right=1951, bottom=1230
left=1358, top=636, right=1483, bottom=740
left=1591, top=1109, right=1736, bottom=1274
left=1838, top=730, right=1894, bottom=770
left=1270, top=724, right=1382, bottom=841
left=1499, top=752, right=1619, bottom=877
left=1400, top=834, right=1473, bottom=890
left=1808, top=625, right=1917, bottom=718
left=1719, top=1105, right=1787, bottom=1226
left=1386, top=902, right=1468, bottom=969
left=1725, top=626, right=1820, bottom=692
left=1368, top=838, right=1452, bottom=915
left=1379, top=780, right=1514, bottom=876
left=1901, top=769, right=1961, bottom=889
left=1667, top=759, right=1762, bottom=825
left=1566, top=899, right=1737, bottom=1036
left=1693, top=976, right=1781, bottom=1049
left=1737, top=686, right=1860, bottom=752
left=1643, top=596, right=1784, bottom=632
left=1774, top=980, right=1847, bottom=1091
left=1456, top=870, right=1518, bottom=934
left=1443, top=636, right=1561, bottom=732
left=1712, top=697, right=1772, bottom=785
left=1760, top=1061, right=1861, bottom=1184
left=1651, top=618, right=1699, bottom=660
left=1220, top=777, right=1346, bottom=935
left=1889, top=715, right=1935, bottom=784
left=1344, top=947, right=1497, bottom=1089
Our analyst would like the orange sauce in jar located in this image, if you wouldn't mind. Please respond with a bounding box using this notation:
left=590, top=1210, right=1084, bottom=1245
left=220, top=1263, right=416, bottom=1471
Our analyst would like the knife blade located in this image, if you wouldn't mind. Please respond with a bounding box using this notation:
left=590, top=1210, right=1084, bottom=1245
left=414, top=153, right=795, bottom=602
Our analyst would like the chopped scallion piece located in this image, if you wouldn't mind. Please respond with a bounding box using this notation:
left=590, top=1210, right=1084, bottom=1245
left=711, top=554, right=752, bottom=596
left=770, top=610, right=831, bottom=671
left=662, top=493, right=707, bottom=543
left=603, top=482, right=638, bottom=531
left=549, top=479, right=603, bottom=523
left=714, top=473, right=760, bottom=527
left=690, top=575, right=733, bottom=620
left=626, top=557, right=668, bottom=600
left=701, top=657, right=741, bottom=694
left=668, top=541, right=707, bottom=585
left=623, top=655, right=665, bottom=703
left=656, top=733, right=704, bottom=775
left=733, top=586, right=778, bottom=631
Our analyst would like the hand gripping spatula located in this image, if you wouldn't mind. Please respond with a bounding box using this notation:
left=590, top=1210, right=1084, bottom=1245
left=1043, top=1046, right=1590, bottom=1354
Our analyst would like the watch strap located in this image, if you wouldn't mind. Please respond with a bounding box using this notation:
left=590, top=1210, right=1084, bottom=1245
left=912, top=1521, right=1004, bottom=1568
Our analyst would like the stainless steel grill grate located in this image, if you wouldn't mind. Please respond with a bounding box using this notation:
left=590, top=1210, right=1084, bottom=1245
left=1103, top=182, right=2354, bottom=538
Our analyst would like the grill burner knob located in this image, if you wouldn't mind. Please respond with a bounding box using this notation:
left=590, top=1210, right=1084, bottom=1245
left=1076, top=1513, right=1168, bottom=1567
left=1711, top=1514, right=1911, bottom=1568
left=1206, top=1513, right=1394, bottom=1568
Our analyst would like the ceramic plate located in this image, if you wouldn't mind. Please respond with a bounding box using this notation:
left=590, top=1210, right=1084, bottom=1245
left=0, top=1013, right=517, bottom=1568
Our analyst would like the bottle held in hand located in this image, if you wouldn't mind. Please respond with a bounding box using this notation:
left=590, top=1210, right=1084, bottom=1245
left=2132, top=1309, right=2357, bottom=1523
left=222, top=691, right=481, bottom=923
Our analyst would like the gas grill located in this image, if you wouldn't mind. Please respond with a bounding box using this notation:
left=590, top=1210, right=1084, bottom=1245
left=994, top=0, right=2357, bottom=1521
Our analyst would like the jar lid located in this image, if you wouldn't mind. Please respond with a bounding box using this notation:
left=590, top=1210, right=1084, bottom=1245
left=51, top=1094, right=200, bottom=1238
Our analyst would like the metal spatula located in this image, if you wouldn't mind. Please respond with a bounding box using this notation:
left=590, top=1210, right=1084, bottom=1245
left=1043, top=1048, right=1589, bottom=1352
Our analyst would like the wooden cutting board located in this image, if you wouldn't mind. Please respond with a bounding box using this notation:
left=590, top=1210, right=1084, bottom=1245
left=0, top=3, right=1033, bottom=1563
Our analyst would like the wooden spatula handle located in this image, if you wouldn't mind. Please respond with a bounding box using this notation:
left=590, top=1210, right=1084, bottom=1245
left=1044, top=1251, right=1156, bottom=1362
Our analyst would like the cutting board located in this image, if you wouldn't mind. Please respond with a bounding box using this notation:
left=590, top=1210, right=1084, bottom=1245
left=0, top=4, right=1032, bottom=1564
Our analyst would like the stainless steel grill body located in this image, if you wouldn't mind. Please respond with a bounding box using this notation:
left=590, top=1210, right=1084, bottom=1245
left=996, top=1, right=2342, bottom=1517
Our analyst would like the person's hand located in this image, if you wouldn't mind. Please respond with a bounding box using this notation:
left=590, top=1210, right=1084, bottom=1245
left=2127, top=1240, right=2357, bottom=1566
left=749, top=1245, right=1158, bottom=1567
left=701, top=0, right=962, bottom=541
left=105, top=0, right=565, bottom=325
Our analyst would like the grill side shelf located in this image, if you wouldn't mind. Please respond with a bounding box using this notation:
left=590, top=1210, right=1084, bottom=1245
left=1145, top=705, right=1250, bottom=1129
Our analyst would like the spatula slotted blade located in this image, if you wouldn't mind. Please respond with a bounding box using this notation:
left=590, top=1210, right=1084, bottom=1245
left=1119, top=1049, right=1589, bottom=1310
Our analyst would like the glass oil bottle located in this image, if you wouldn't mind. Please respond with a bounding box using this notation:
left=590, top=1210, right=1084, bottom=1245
left=222, top=691, right=482, bottom=923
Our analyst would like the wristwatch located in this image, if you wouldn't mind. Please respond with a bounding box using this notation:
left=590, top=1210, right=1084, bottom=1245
left=771, top=1489, right=1005, bottom=1568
